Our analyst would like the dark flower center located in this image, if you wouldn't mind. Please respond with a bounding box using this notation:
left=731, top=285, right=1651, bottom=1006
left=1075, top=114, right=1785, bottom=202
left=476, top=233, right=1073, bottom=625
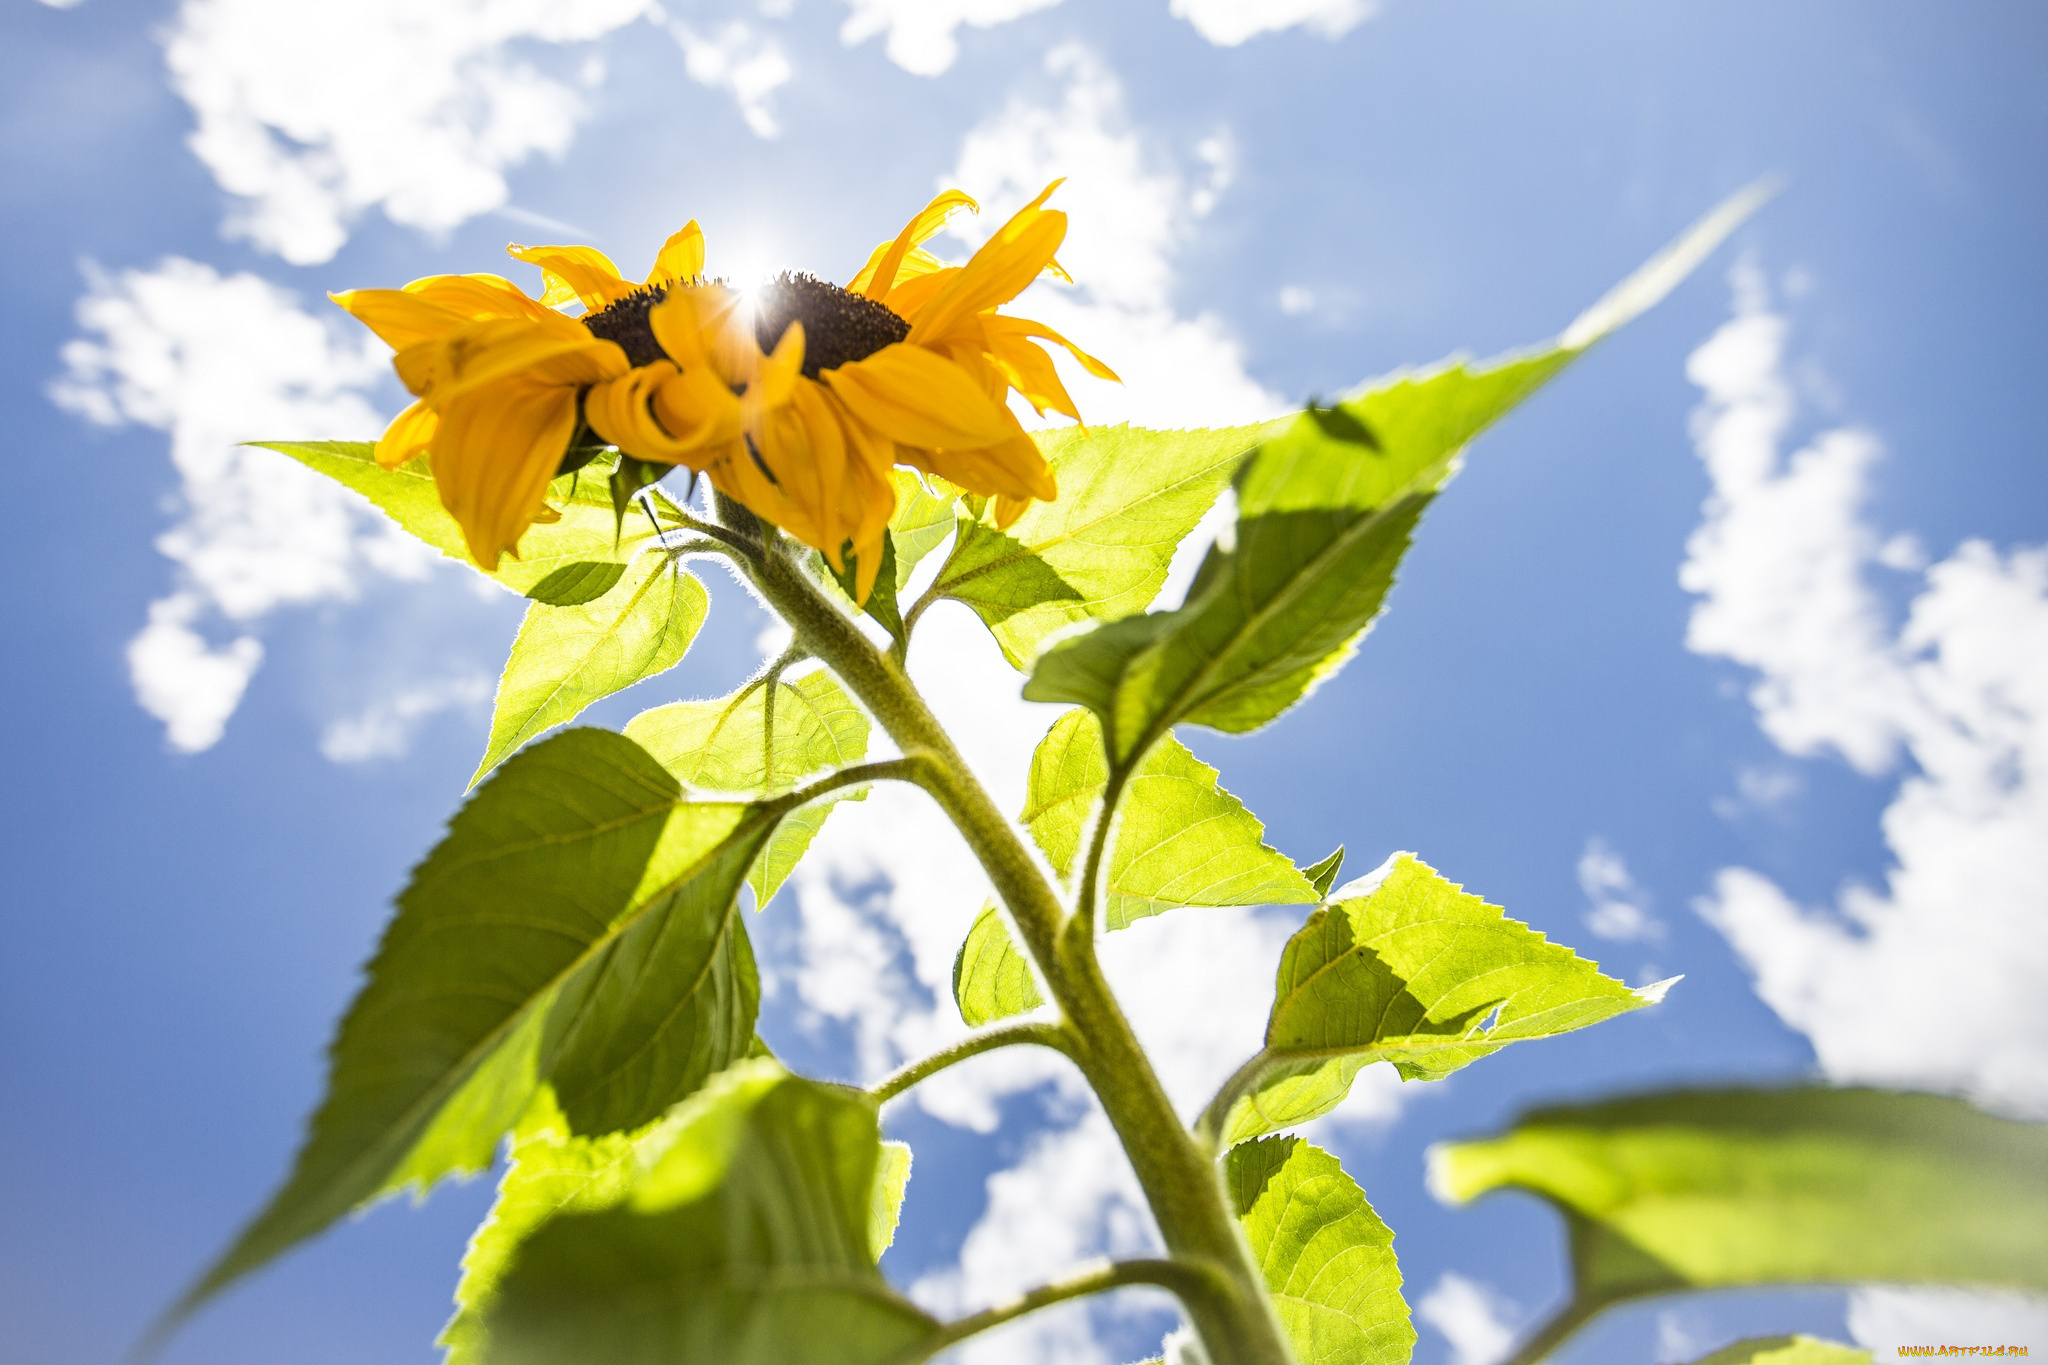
left=580, top=284, right=672, bottom=368
left=580, top=273, right=910, bottom=379
left=753, top=272, right=909, bottom=378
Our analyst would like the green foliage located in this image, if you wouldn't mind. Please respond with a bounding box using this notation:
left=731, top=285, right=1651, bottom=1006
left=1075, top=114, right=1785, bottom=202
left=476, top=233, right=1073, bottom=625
left=625, top=669, right=871, bottom=906
left=1685, top=1339, right=1871, bottom=1365
left=523, top=560, right=628, bottom=606
left=477, top=1060, right=938, bottom=1365
left=258, top=442, right=666, bottom=596
left=476, top=553, right=708, bottom=781
left=1228, top=1136, right=1414, bottom=1365
left=887, top=468, right=960, bottom=579
left=1022, top=708, right=1316, bottom=927
left=1303, top=847, right=1346, bottom=899
left=174, top=731, right=776, bottom=1324
left=952, top=902, right=1045, bottom=1026
left=1022, top=185, right=1773, bottom=766
left=1212, top=855, right=1664, bottom=1144
left=1431, top=1087, right=2048, bottom=1315
left=932, top=422, right=1277, bottom=668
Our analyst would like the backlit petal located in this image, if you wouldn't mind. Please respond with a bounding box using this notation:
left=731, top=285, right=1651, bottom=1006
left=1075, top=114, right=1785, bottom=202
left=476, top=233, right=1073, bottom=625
left=984, top=314, right=1121, bottom=382
left=819, top=343, right=1015, bottom=449
left=907, top=181, right=1068, bottom=343
left=430, top=377, right=580, bottom=568
left=647, top=221, right=706, bottom=288
left=374, top=399, right=438, bottom=469
left=505, top=243, right=637, bottom=311
left=851, top=189, right=977, bottom=300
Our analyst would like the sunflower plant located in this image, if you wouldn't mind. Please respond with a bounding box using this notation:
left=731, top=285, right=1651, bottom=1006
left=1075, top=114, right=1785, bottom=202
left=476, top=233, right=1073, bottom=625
left=145, top=184, right=2048, bottom=1365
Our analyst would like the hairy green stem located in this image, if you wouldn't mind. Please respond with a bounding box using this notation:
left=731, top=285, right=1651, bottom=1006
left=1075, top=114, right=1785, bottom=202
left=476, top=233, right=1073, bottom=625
left=738, top=540, right=1298, bottom=1365
left=886, top=1259, right=1226, bottom=1365
left=1069, top=763, right=1132, bottom=958
left=869, top=1021, right=1076, bottom=1105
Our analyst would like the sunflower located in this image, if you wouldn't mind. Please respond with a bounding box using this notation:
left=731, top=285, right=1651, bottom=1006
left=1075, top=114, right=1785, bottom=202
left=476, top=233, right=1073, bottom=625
left=336, top=186, right=1115, bottom=597
left=331, top=225, right=709, bottom=567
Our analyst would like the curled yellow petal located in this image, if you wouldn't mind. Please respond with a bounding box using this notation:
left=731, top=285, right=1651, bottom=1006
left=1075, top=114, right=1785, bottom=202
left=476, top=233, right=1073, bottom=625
left=429, top=377, right=581, bottom=569
left=374, top=399, right=438, bottom=469
left=851, top=188, right=977, bottom=301
left=505, top=243, right=637, bottom=311
left=395, top=315, right=626, bottom=404
left=819, top=343, right=1015, bottom=450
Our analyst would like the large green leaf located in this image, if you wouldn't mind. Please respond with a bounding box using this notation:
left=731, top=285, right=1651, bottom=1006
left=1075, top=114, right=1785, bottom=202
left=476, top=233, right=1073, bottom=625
left=1429, top=1087, right=2048, bottom=1322
left=478, top=1060, right=939, bottom=1365
left=888, top=468, right=960, bottom=580
left=1022, top=708, right=1316, bottom=927
left=258, top=441, right=667, bottom=596
left=932, top=422, right=1278, bottom=668
left=476, top=552, right=708, bottom=782
left=625, top=669, right=872, bottom=906
left=442, top=1084, right=916, bottom=1365
left=1025, top=186, right=1772, bottom=764
left=1210, top=855, right=1666, bottom=1145
left=1686, top=1339, right=1870, bottom=1365
left=1228, top=1135, right=1414, bottom=1365
left=952, top=902, right=1045, bottom=1027
left=169, top=730, right=776, bottom=1329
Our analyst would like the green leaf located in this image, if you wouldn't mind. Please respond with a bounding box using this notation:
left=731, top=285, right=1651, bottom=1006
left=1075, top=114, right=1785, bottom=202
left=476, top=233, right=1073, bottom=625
left=524, top=560, right=628, bottom=606
left=1021, top=709, right=1317, bottom=928
left=625, top=669, right=872, bottom=907
left=1430, top=1087, right=2048, bottom=1321
left=887, top=468, right=959, bottom=580
left=169, top=731, right=776, bottom=1329
left=479, top=1060, right=939, bottom=1365
left=933, top=421, right=1281, bottom=668
left=476, top=552, right=708, bottom=783
left=869, top=1141, right=913, bottom=1258
left=1213, top=854, right=1665, bottom=1144
left=952, top=902, right=1044, bottom=1027
left=1685, top=1339, right=1871, bottom=1365
left=1303, top=847, right=1346, bottom=900
left=257, top=442, right=668, bottom=597
left=1025, top=186, right=1772, bottom=763
left=1228, top=1135, right=1414, bottom=1365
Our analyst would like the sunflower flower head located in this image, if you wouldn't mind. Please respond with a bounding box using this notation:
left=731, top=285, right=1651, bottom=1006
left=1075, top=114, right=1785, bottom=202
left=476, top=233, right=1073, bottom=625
left=334, top=185, right=1116, bottom=595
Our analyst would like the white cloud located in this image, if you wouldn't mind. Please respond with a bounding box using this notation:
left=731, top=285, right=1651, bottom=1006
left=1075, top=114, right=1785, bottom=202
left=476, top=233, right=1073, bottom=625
left=1169, top=0, right=1378, bottom=47
left=668, top=19, right=791, bottom=138
left=1849, top=1287, right=2048, bottom=1357
left=1577, top=837, right=1662, bottom=942
left=320, top=674, right=492, bottom=763
left=53, top=257, right=436, bottom=752
left=942, top=45, right=1286, bottom=429
left=1417, top=1272, right=1518, bottom=1365
left=36, top=0, right=87, bottom=10
left=1683, top=263, right=2048, bottom=1118
left=837, top=0, right=1061, bottom=77
left=164, top=0, right=653, bottom=263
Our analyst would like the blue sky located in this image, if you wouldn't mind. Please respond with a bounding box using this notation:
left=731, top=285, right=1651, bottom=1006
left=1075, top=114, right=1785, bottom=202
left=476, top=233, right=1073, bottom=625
left=2, top=2, right=2044, bottom=1364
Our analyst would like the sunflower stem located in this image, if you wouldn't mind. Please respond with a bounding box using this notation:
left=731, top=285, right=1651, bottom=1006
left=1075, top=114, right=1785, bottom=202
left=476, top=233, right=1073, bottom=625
left=737, top=539, right=1298, bottom=1365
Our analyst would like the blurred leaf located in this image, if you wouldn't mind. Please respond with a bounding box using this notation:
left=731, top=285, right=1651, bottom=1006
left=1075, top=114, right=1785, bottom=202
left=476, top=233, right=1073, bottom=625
left=934, top=422, right=1278, bottom=668
left=888, top=468, right=959, bottom=579
left=257, top=441, right=665, bottom=596
left=832, top=534, right=905, bottom=636
left=169, top=731, right=773, bottom=1330
left=1025, top=186, right=1772, bottom=763
left=1431, top=1087, right=2048, bottom=1320
left=1213, top=855, right=1665, bottom=1144
left=1303, top=847, right=1346, bottom=900
left=1228, top=1135, right=1414, bottom=1365
left=952, top=902, right=1044, bottom=1027
left=479, top=1060, right=938, bottom=1365
left=524, top=560, right=628, bottom=606
left=1022, top=708, right=1316, bottom=928
left=869, top=1141, right=913, bottom=1258
left=476, top=553, right=707, bottom=783
left=626, top=670, right=871, bottom=906
left=1685, top=1339, right=1871, bottom=1365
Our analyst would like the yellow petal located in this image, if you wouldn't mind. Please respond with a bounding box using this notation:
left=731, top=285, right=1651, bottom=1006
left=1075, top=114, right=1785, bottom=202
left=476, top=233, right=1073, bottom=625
left=430, top=377, right=580, bottom=569
left=647, top=221, right=706, bottom=288
left=921, top=424, right=1058, bottom=505
left=818, top=343, right=1015, bottom=449
left=871, top=265, right=958, bottom=325
left=397, top=315, right=626, bottom=404
left=907, top=205, right=1067, bottom=345
left=332, top=289, right=474, bottom=352
left=505, top=243, right=637, bottom=311
left=649, top=284, right=754, bottom=386
left=374, top=399, right=438, bottom=469
left=850, top=189, right=977, bottom=300
left=986, top=328, right=1081, bottom=421
left=984, top=314, right=1120, bottom=382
